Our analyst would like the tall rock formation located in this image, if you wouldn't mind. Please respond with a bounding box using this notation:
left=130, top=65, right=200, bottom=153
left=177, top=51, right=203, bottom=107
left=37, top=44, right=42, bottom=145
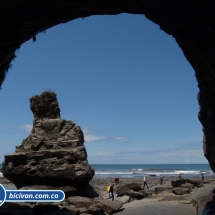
left=1, top=91, right=95, bottom=191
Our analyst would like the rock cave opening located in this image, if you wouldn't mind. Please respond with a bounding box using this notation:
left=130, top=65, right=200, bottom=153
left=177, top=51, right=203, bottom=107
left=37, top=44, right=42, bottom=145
left=1, top=1, right=215, bottom=213
left=0, top=14, right=203, bottom=166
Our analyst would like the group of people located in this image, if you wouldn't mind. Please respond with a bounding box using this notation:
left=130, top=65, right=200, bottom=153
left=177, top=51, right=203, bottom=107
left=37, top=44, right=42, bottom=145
left=105, top=175, right=160, bottom=200
left=105, top=176, right=151, bottom=200
left=105, top=173, right=205, bottom=200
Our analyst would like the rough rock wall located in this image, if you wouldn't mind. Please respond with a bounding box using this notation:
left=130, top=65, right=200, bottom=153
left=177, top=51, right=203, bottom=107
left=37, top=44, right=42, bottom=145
left=0, top=1, right=215, bottom=171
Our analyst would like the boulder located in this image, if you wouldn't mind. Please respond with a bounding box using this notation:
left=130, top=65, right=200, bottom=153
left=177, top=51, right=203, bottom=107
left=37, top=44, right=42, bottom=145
left=191, top=180, right=204, bottom=188
left=1, top=91, right=94, bottom=191
left=67, top=196, right=94, bottom=208
left=115, top=185, right=131, bottom=197
left=124, top=190, right=146, bottom=200
left=181, top=183, right=194, bottom=191
left=95, top=200, right=124, bottom=215
left=124, top=183, right=142, bottom=191
left=87, top=203, right=104, bottom=215
left=171, top=179, right=204, bottom=188
left=115, top=185, right=146, bottom=199
left=172, top=188, right=190, bottom=195
left=171, top=179, right=187, bottom=187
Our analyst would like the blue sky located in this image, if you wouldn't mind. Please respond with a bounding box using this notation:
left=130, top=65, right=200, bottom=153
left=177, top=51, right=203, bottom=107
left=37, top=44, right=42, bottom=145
left=0, top=14, right=206, bottom=164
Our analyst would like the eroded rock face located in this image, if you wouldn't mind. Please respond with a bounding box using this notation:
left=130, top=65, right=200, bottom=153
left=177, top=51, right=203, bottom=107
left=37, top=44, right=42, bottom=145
left=1, top=91, right=94, bottom=189
left=30, top=91, right=61, bottom=119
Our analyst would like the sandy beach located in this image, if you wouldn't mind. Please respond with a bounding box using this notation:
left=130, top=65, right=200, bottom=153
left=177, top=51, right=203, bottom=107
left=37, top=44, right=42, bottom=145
left=0, top=175, right=215, bottom=215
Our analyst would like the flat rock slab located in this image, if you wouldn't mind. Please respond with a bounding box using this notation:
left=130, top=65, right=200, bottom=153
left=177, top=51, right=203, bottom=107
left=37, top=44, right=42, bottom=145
left=173, top=187, right=190, bottom=195
left=154, top=186, right=173, bottom=194
left=67, top=196, right=94, bottom=208
left=115, top=196, right=131, bottom=204
left=116, top=199, right=196, bottom=215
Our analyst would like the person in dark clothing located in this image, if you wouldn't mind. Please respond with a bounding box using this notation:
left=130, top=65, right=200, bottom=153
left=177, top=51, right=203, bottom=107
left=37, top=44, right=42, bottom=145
left=143, top=176, right=149, bottom=189
left=201, top=173, right=204, bottom=181
left=105, top=183, right=115, bottom=201
left=160, top=175, right=163, bottom=185
left=114, top=177, right=119, bottom=185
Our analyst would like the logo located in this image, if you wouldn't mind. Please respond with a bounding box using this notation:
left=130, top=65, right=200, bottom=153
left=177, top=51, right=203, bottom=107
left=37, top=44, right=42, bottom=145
left=0, top=184, right=64, bottom=206
left=0, top=184, right=6, bottom=206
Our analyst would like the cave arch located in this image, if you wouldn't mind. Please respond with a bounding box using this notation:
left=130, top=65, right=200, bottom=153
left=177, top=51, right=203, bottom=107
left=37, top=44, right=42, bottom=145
left=0, top=0, right=215, bottom=170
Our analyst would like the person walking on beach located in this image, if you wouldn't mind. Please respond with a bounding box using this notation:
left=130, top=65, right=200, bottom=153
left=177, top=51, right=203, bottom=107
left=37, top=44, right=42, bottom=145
left=143, top=176, right=149, bottom=189
left=201, top=173, right=204, bottom=181
left=105, top=183, right=114, bottom=201
left=160, top=175, right=163, bottom=185
left=114, top=177, right=119, bottom=185
left=178, top=173, right=182, bottom=179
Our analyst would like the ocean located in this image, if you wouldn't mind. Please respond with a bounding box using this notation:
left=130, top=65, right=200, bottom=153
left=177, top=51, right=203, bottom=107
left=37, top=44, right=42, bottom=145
left=91, top=164, right=214, bottom=179
left=0, top=164, right=213, bottom=179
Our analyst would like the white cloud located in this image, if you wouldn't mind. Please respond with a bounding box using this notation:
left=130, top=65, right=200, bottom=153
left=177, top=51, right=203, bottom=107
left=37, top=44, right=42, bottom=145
left=83, top=128, right=124, bottom=142
left=84, top=134, right=106, bottom=142
left=19, top=124, right=32, bottom=133
left=83, top=129, right=106, bottom=142
left=113, top=136, right=124, bottom=140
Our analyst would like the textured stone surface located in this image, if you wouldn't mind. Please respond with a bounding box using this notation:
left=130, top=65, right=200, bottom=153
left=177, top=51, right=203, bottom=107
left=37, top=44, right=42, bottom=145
left=67, top=196, right=94, bottom=207
left=171, top=179, right=203, bottom=188
left=0, top=1, right=215, bottom=172
left=95, top=200, right=124, bottom=215
left=172, top=188, right=190, bottom=195
left=115, top=184, right=147, bottom=199
left=87, top=203, right=104, bottom=215
left=30, top=91, right=61, bottom=119
left=124, top=183, right=142, bottom=191
left=155, top=186, right=173, bottom=194
left=181, top=183, right=194, bottom=191
left=1, top=92, right=94, bottom=190
left=115, top=185, right=132, bottom=197
left=115, top=196, right=131, bottom=204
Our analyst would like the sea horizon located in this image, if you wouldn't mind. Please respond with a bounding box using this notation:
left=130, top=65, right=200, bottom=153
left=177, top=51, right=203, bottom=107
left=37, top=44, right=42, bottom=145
left=91, top=163, right=213, bottom=179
